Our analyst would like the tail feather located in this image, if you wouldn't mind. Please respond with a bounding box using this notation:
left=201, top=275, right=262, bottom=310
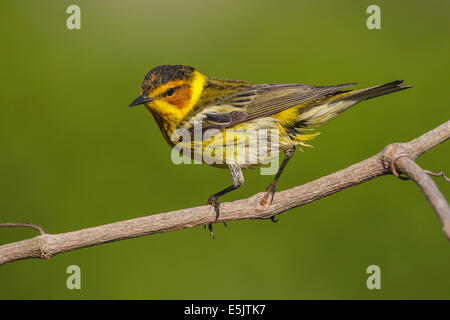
left=296, top=80, right=411, bottom=127
left=340, top=80, right=412, bottom=102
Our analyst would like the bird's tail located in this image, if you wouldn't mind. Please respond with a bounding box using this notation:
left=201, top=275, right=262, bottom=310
left=297, top=80, right=412, bottom=127
left=334, top=80, right=412, bottom=103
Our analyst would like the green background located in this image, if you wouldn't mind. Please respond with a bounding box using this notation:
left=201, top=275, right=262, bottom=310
left=1, top=0, right=449, bottom=299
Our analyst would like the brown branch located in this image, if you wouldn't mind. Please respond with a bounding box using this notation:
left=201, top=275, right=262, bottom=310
left=0, top=223, right=46, bottom=235
left=1, top=121, right=449, bottom=265
left=395, top=158, right=450, bottom=238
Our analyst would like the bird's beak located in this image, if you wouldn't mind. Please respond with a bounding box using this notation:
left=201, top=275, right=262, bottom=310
left=128, top=94, right=154, bottom=108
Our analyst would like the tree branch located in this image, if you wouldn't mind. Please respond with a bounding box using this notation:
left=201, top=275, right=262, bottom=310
left=1, top=121, right=449, bottom=265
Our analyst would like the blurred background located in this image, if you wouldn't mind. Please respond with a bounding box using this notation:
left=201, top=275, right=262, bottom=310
left=0, top=0, right=449, bottom=299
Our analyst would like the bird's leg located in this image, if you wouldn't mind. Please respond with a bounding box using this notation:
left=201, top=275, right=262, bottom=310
left=261, top=147, right=296, bottom=209
left=207, top=185, right=240, bottom=220
left=206, top=164, right=243, bottom=238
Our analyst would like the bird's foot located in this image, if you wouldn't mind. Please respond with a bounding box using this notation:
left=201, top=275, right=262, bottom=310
left=260, top=182, right=276, bottom=206
left=206, top=195, right=227, bottom=239
left=260, top=183, right=280, bottom=222
left=207, top=195, right=220, bottom=222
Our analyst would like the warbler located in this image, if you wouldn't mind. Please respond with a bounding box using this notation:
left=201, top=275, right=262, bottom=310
left=129, top=65, right=410, bottom=236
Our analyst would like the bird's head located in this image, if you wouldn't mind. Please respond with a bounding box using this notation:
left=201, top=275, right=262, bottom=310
left=129, top=65, right=206, bottom=119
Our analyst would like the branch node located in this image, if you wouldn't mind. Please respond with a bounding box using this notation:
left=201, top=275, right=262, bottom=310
left=38, top=235, right=54, bottom=260
left=382, top=143, right=413, bottom=179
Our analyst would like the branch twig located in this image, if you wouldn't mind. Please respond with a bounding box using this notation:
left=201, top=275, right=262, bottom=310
left=395, top=157, right=450, bottom=236
left=0, top=121, right=449, bottom=265
left=0, top=223, right=46, bottom=235
left=424, top=170, right=450, bottom=182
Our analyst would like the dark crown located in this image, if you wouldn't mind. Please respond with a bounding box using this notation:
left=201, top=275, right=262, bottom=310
left=141, top=65, right=195, bottom=92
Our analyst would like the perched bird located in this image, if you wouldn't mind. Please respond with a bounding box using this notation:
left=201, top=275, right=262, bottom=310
left=129, top=65, right=411, bottom=237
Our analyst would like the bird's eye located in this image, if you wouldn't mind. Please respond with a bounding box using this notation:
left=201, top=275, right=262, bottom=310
left=166, top=88, right=176, bottom=96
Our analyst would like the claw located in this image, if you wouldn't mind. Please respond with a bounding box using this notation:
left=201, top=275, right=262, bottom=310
left=270, top=216, right=279, bottom=223
left=208, top=223, right=215, bottom=239
left=206, top=196, right=221, bottom=239
left=204, top=222, right=223, bottom=237
left=203, top=165, right=243, bottom=239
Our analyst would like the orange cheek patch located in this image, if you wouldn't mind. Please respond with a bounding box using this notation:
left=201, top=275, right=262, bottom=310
left=165, top=87, right=192, bottom=109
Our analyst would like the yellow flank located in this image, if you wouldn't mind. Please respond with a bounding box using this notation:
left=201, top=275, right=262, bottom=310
left=272, top=106, right=299, bottom=127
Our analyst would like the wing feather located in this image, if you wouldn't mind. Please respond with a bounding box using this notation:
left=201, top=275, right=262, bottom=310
left=180, top=81, right=357, bottom=132
left=216, top=82, right=357, bottom=128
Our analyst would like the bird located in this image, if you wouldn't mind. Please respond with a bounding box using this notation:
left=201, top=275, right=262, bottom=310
left=129, top=64, right=411, bottom=237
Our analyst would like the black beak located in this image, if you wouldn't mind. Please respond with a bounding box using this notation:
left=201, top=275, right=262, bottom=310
left=128, top=94, right=154, bottom=108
